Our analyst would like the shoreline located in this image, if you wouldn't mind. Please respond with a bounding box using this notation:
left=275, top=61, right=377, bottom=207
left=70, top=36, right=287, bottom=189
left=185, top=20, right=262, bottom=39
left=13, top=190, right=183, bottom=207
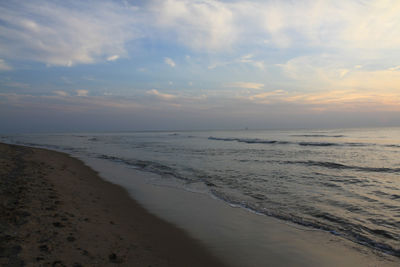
left=0, top=143, right=226, bottom=266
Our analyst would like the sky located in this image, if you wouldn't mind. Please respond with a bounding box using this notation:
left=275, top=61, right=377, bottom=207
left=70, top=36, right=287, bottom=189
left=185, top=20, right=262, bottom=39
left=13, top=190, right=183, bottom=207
left=1, top=0, right=400, bottom=132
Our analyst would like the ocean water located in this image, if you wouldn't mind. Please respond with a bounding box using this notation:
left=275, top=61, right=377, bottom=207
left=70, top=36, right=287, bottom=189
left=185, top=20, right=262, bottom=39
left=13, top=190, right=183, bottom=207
left=2, top=128, right=400, bottom=256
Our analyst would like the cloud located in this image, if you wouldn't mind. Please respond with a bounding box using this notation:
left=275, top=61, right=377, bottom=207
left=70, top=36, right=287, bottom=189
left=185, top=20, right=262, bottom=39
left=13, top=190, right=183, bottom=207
left=279, top=54, right=400, bottom=92
left=234, top=87, right=400, bottom=112
left=164, top=57, right=176, bottom=67
left=149, top=0, right=400, bottom=56
left=1, top=1, right=400, bottom=64
left=0, top=0, right=141, bottom=66
left=237, top=54, right=264, bottom=69
left=0, top=59, right=12, bottom=71
left=53, top=90, right=68, bottom=97
left=76, top=90, right=89, bottom=97
left=0, top=92, right=144, bottom=112
left=279, top=55, right=341, bottom=85
left=249, top=90, right=287, bottom=100
left=338, top=1, right=400, bottom=51
left=151, top=0, right=237, bottom=51
left=2, top=0, right=400, bottom=68
left=208, top=54, right=265, bottom=70
left=282, top=90, right=400, bottom=112
left=147, top=89, right=177, bottom=100
left=238, top=90, right=288, bottom=104
left=226, top=82, right=264, bottom=90
left=145, top=89, right=206, bottom=105
left=0, top=91, right=206, bottom=115
left=107, top=55, right=120, bottom=61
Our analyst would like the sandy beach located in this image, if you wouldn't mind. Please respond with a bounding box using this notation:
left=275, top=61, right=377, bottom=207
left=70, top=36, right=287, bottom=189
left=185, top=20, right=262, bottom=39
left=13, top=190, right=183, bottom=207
left=0, top=143, right=226, bottom=266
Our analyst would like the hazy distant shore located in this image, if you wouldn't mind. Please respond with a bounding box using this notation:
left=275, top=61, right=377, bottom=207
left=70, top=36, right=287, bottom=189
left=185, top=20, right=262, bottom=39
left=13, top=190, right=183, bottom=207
left=0, top=142, right=225, bottom=266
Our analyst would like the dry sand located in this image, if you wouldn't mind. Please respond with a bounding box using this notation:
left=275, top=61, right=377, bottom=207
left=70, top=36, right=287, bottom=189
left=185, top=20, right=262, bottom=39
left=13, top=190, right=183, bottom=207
left=0, top=143, right=227, bottom=266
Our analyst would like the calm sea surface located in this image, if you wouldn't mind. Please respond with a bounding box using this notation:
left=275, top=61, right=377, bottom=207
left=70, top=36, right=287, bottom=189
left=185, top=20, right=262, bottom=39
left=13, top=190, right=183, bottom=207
left=3, top=128, right=400, bottom=256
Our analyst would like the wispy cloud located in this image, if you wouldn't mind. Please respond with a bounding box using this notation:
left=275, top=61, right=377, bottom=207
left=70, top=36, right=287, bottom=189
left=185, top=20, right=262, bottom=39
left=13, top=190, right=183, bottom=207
left=248, top=90, right=287, bottom=101
left=0, top=0, right=141, bottom=66
left=151, top=0, right=237, bottom=51
left=283, top=90, right=400, bottom=112
left=279, top=54, right=400, bottom=92
left=53, top=90, right=68, bottom=97
left=0, top=91, right=206, bottom=114
left=1, top=1, right=400, bottom=67
left=237, top=54, right=264, bottom=70
left=147, top=89, right=177, bottom=100
left=107, top=55, right=120, bottom=61
left=208, top=54, right=265, bottom=70
left=76, top=90, right=89, bottom=97
left=240, top=88, right=400, bottom=112
left=164, top=57, right=176, bottom=67
left=149, top=0, right=400, bottom=58
left=226, top=82, right=264, bottom=90
left=0, top=92, right=144, bottom=112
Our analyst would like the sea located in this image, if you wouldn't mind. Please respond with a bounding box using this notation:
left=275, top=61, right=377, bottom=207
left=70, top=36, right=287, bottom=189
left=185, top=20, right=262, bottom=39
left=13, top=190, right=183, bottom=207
left=2, top=127, right=399, bottom=257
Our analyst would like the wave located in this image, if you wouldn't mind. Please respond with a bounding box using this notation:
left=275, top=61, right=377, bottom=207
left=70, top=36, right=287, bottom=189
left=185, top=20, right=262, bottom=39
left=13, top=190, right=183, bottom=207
left=208, top=137, right=290, bottom=145
left=208, top=137, right=368, bottom=147
left=385, top=144, right=400, bottom=148
left=286, top=160, right=400, bottom=173
left=291, top=134, right=345, bottom=138
left=298, top=142, right=338, bottom=146
left=97, top=154, right=193, bottom=182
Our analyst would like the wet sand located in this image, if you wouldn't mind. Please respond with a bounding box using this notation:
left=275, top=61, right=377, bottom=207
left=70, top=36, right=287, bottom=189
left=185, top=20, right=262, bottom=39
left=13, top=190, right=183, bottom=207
left=0, top=143, right=226, bottom=266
